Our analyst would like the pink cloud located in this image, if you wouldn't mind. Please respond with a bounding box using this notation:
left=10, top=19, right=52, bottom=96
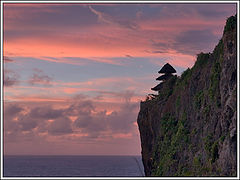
left=4, top=91, right=141, bottom=155
left=4, top=3, right=236, bottom=71
left=3, top=17, right=223, bottom=69
left=63, top=88, right=79, bottom=94
left=3, top=3, right=236, bottom=156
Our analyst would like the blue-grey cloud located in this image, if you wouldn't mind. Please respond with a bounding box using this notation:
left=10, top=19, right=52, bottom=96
left=28, top=68, right=53, bottom=86
left=174, top=29, right=219, bottom=55
left=18, top=116, right=38, bottom=131
left=152, top=29, right=219, bottom=55
left=48, top=117, right=73, bottom=136
left=4, top=69, right=19, bottom=87
left=191, top=4, right=235, bottom=19
left=29, top=106, right=63, bottom=119
left=4, top=103, right=23, bottom=117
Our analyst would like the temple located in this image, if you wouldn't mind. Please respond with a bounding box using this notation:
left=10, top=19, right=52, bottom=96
left=151, top=63, right=176, bottom=92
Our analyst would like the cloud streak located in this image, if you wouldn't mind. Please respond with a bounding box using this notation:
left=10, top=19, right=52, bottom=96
left=3, top=56, right=14, bottom=63
left=89, top=5, right=139, bottom=30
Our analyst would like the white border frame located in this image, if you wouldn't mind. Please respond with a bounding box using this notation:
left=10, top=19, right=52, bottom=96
left=0, top=1, right=239, bottom=179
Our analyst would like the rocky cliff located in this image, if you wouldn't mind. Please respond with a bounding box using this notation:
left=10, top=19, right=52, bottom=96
left=137, top=15, right=237, bottom=176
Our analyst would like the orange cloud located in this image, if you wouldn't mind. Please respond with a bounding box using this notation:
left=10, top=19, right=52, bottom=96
left=63, top=88, right=79, bottom=94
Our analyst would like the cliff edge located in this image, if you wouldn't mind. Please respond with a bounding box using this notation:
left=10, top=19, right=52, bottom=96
left=137, top=15, right=237, bottom=176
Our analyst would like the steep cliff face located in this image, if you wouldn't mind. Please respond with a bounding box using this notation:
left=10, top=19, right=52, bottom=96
left=137, top=15, right=237, bottom=176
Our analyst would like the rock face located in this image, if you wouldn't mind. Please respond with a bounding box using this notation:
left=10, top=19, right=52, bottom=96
left=137, top=15, right=237, bottom=176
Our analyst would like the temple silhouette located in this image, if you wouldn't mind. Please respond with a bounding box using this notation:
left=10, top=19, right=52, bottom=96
left=151, top=63, right=176, bottom=93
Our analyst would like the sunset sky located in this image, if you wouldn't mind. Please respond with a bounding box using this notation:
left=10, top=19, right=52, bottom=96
left=3, top=2, right=236, bottom=155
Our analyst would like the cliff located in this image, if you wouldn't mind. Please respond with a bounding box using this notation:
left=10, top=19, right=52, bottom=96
left=137, top=15, right=237, bottom=176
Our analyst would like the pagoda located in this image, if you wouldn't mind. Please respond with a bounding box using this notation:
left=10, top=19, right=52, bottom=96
left=151, top=63, right=176, bottom=92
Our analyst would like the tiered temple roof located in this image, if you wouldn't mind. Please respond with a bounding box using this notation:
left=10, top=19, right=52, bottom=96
left=152, top=63, right=176, bottom=92
left=151, top=83, right=163, bottom=91
left=156, top=73, right=172, bottom=81
left=158, top=63, right=176, bottom=74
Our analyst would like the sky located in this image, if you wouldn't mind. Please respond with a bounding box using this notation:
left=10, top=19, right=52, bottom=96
left=3, top=2, right=236, bottom=155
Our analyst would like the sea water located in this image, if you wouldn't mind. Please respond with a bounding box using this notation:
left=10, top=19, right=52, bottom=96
left=3, top=155, right=145, bottom=177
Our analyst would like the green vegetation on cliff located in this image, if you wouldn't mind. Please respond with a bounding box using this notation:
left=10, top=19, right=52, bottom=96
left=137, top=15, right=237, bottom=177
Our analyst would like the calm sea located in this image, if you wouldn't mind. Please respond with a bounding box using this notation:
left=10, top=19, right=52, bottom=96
left=3, top=155, right=145, bottom=177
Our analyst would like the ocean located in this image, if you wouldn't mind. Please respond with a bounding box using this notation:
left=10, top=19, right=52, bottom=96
left=3, top=155, right=145, bottom=177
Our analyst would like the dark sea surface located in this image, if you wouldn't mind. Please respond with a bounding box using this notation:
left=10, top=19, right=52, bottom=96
left=4, top=155, right=145, bottom=177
